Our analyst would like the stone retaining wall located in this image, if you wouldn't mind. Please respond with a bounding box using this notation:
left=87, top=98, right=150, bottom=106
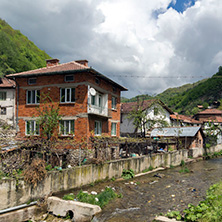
left=0, top=145, right=221, bottom=210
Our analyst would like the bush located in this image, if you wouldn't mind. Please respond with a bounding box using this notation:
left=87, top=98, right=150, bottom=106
left=23, top=158, right=47, bottom=187
left=121, top=169, right=135, bottom=179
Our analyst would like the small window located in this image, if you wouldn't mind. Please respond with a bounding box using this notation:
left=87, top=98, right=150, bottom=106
left=28, top=78, right=36, bottom=85
left=113, top=86, right=117, bottom=93
left=0, top=92, right=6, bottom=101
left=60, top=120, right=75, bottom=135
left=27, top=90, right=40, bottom=104
left=60, top=88, right=75, bottom=103
left=95, top=121, right=102, bottom=136
left=26, top=120, right=39, bottom=135
left=95, top=78, right=100, bottom=85
left=112, top=97, right=117, bottom=109
left=0, top=107, right=6, bottom=115
left=154, top=107, right=158, bottom=116
left=111, top=123, right=117, bottom=136
left=91, top=95, right=96, bottom=105
left=65, top=75, right=74, bottom=82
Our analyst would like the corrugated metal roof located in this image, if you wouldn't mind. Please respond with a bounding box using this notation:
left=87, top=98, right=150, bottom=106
left=151, top=126, right=201, bottom=137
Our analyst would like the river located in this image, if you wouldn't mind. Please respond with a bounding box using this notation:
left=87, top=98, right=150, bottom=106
left=55, top=157, right=222, bottom=222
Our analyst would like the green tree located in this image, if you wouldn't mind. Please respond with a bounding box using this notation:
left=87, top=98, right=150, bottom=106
left=36, top=94, right=61, bottom=140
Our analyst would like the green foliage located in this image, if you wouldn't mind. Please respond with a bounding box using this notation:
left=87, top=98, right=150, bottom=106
left=165, top=211, right=182, bottom=221
left=179, top=166, right=190, bottom=173
left=74, top=187, right=117, bottom=208
left=63, top=193, right=75, bottom=200
left=0, top=19, right=50, bottom=77
left=142, top=165, right=154, bottom=173
left=36, top=94, right=61, bottom=139
left=180, top=160, right=185, bottom=167
left=121, top=94, right=153, bottom=103
left=121, top=169, right=135, bottom=179
left=45, top=164, right=53, bottom=171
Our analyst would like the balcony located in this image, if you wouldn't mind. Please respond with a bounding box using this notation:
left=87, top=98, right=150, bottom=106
left=88, top=105, right=112, bottom=118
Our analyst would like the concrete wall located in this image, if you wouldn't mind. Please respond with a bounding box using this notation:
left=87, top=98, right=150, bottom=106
left=0, top=145, right=221, bottom=211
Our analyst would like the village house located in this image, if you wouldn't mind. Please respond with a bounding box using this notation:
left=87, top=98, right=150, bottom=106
left=170, top=114, right=201, bottom=127
left=120, top=99, right=174, bottom=137
left=7, top=59, right=127, bottom=142
left=193, top=108, right=222, bottom=144
left=150, top=126, right=204, bottom=150
left=0, top=77, right=16, bottom=125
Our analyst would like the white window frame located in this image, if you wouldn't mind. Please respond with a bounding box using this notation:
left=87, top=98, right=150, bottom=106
left=95, top=120, right=102, bottom=136
left=112, top=97, right=117, bottom=109
left=0, top=92, right=6, bottom=101
left=111, top=122, right=117, bottom=136
left=60, top=88, right=75, bottom=103
left=26, top=90, right=40, bottom=104
left=25, top=120, right=39, bottom=135
left=59, top=120, right=75, bottom=136
left=91, top=93, right=103, bottom=107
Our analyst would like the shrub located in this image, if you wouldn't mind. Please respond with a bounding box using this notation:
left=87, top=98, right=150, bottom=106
left=23, top=158, right=47, bottom=187
left=121, top=169, right=135, bottom=179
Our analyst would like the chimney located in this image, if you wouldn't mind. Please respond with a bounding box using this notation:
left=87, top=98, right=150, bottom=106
left=46, top=59, right=59, bottom=67
left=75, top=60, right=88, bottom=67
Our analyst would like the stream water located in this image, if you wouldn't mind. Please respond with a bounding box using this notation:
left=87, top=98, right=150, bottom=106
left=55, top=158, right=222, bottom=222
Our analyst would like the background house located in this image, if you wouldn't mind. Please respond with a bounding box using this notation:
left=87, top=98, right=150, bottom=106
left=150, top=126, right=204, bottom=150
left=0, top=77, right=15, bottom=125
left=7, top=59, right=127, bottom=142
left=120, top=99, right=174, bottom=137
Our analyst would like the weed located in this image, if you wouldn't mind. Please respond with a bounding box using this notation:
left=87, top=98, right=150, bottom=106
left=111, top=177, right=116, bottom=181
left=63, top=193, right=75, bottom=200
left=45, top=164, right=53, bottom=171
left=121, top=169, right=135, bottom=179
left=180, top=160, right=185, bottom=167
left=170, top=165, right=174, bottom=169
left=179, top=166, right=190, bottom=173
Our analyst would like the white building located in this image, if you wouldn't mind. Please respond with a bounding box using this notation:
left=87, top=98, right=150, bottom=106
left=120, top=99, right=174, bottom=137
left=0, top=78, right=16, bottom=126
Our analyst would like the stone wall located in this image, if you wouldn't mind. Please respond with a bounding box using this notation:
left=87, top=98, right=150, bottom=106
left=0, top=145, right=221, bottom=211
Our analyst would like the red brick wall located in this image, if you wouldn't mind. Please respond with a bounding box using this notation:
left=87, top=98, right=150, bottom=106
left=16, top=71, right=122, bottom=140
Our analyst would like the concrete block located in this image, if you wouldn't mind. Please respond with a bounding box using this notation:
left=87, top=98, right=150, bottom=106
left=47, top=196, right=101, bottom=222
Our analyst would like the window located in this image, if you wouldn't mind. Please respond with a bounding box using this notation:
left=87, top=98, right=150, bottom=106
left=154, top=107, right=158, bottom=116
left=0, top=92, right=6, bottom=101
left=27, top=90, right=40, bottom=104
left=95, top=121, right=102, bottom=136
left=28, top=78, right=36, bottom=85
left=0, top=107, right=6, bottom=115
left=111, top=123, right=117, bottom=136
left=65, top=75, right=74, bottom=82
left=60, top=120, right=75, bottom=135
left=26, top=120, right=39, bottom=135
left=113, top=86, right=117, bottom=93
left=60, top=88, right=75, bottom=103
left=112, top=97, right=117, bottom=109
left=91, top=93, right=103, bottom=107
left=95, top=78, right=100, bottom=85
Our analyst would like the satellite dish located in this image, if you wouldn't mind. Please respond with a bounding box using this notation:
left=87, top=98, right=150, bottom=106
left=89, top=87, right=96, bottom=96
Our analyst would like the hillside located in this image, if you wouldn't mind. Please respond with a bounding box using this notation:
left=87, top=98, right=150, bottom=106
left=0, top=19, right=50, bottom=76
left=121, top=69, right=222, bottom=115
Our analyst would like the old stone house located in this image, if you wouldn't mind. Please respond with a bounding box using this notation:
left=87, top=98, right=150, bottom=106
left=0, top=77, right=16, bottom=125
left=7, top=59, right=127, bottom=142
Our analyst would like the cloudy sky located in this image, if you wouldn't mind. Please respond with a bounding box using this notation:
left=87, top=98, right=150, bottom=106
left=0, top=0, right=221, bottom=98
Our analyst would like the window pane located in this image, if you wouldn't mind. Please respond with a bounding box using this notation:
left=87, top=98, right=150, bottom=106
left=27, top=91, right=31, bottom=104
left=36, top=90, right=40, bottom=103
left=71, top=120, right=74, bottom=134
left=61, top=89, right=65, bottom=102
left=71, top=88, right=75, bottom=102
left=91, top=95, right=95, bottom=105
left=26, top=121, right=30, bottom=135
left=99, top=95, right=102, bottom=107
left=0, top=92, right=6, bottom=101
left=66, top=88, right=70, bottom=102
left=32, top=91, right=35, bottom=104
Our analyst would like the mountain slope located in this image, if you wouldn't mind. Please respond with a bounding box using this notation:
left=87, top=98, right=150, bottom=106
left=0, top=19, right=50, bottom=76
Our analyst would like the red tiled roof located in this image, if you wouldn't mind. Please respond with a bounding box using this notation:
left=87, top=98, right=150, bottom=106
left=201, top=116, right=222, bottom=123
left=198, top=109, right=222, bottom=115
left=121, top=100, right=156, bottom=113
left=170, top=114, right=201, bottom=124
left=0, top=77, right=15, bottom=88
left=121, top=99, right=174, bottom=114
left=6, top=61, right=88, bottom=77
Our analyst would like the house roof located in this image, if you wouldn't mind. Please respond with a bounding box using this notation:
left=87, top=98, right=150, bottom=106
left=197, top=109, right=222, bottom=115
left=170, top=114, right=201, bottom=124
left=0, top=77, right=15, bottom=88
left=151, top=126, right=202, bottom=137
left=201, top=116, right=222, bottom=123
left=6, top=60, right=127, bottom=91
left=121, top=99, right=174, bottom=114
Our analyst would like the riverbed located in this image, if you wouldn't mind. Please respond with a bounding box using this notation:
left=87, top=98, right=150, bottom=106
left=54, top=157, right=222, bottom=222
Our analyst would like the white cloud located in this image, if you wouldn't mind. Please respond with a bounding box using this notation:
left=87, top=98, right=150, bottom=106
left=0, top=0, right=222, bottom=98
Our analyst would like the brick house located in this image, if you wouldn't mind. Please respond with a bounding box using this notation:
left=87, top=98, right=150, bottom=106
left=0, top=77, right=16, bottom=125
left=7, top=59, right=127, bottom=142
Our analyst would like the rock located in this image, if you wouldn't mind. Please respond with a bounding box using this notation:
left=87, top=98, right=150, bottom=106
left=91, top=191, right=97, bottom=195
